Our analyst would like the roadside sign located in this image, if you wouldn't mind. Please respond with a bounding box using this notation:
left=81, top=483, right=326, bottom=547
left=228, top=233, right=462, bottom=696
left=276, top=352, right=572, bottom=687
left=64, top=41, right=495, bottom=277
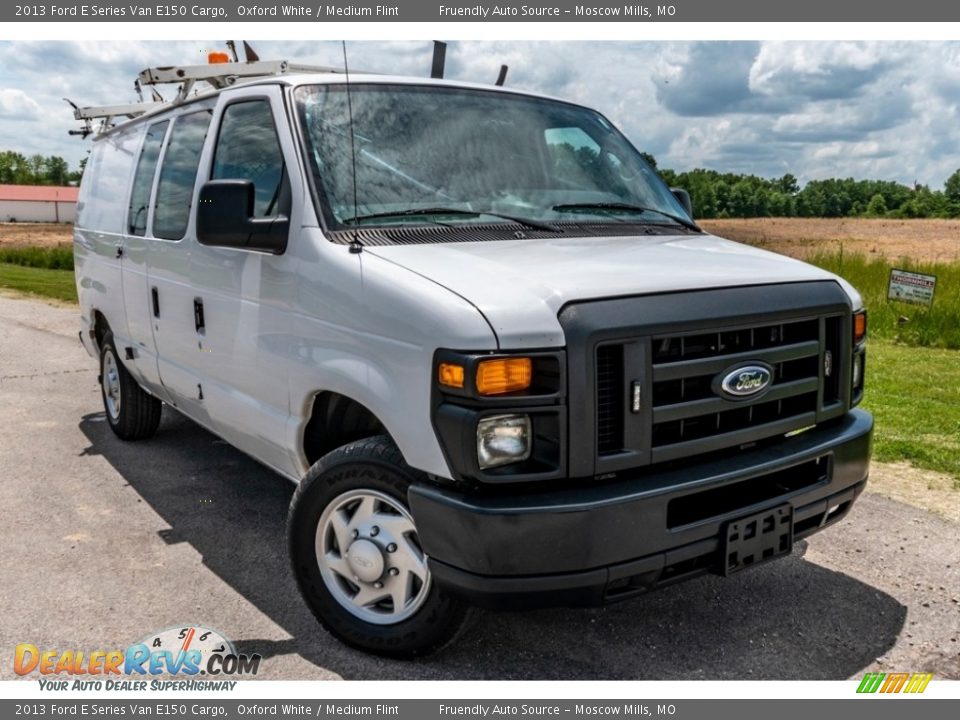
left=888, top=269, right=936, bottom=307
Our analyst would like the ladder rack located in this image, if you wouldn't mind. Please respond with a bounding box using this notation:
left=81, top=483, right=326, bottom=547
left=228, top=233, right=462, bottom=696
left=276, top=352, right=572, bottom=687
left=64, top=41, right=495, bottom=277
left=137, top=59, right=351, bottom=90
left=68, top=59, right=364, bottom=137
left=67, top=42, right=507, bottom=138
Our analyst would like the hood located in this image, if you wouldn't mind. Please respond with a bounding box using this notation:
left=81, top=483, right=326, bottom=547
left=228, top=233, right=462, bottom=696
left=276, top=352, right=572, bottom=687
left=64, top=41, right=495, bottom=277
left=365, top=233, right=857, bottom=349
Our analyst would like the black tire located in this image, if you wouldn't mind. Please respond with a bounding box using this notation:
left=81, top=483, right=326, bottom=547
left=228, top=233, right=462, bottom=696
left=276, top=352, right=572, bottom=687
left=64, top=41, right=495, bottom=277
left=99, top=332, right=162, bottom=440
left=289, top=435, right=468, bottom=658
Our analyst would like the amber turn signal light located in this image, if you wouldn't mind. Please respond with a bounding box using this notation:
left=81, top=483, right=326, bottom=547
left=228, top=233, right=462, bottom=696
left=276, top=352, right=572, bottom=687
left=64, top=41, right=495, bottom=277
left=476, top=357, right=533, bottom=395
left=438, top=362, right=465, bottom=389
left=853, top=311, right=867, bottom=345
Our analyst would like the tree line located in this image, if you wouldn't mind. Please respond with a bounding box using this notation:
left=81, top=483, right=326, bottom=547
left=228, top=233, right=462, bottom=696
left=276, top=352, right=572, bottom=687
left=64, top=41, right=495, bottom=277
left=645, top=156, right=960, bottom=220
left=4, top=144, right=960, bottom=220
left=0, top=150, right=84, bottom=186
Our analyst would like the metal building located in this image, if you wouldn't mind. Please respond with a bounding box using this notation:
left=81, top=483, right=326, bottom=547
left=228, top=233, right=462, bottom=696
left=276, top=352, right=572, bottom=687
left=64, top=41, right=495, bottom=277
left=0, top=184, right=79, bottom=223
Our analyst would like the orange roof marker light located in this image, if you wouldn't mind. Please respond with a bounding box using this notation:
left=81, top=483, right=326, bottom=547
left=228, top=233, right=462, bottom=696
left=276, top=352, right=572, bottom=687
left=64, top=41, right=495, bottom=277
left=208, top=52, right=231, bottom=64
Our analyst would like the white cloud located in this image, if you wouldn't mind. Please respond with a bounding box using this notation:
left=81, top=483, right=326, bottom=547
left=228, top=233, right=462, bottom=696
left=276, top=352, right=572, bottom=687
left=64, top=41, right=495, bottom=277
left=749, top=42, right=889, bottom=95
left=0, top=41, right=956, bottom=188
left=813, top=141, right=885, bottom=160
left=0, top=88, right=41, bottom=120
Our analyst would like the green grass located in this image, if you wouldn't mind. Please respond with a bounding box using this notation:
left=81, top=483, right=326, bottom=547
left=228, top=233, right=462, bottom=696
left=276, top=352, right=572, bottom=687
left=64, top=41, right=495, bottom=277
left=0, top=245, right=74, bottom=270
left=807, top=251, right=960, bottom=349
left=0, top=263, right=77, bottom=303
left=863, top=340, right=960, bottom=485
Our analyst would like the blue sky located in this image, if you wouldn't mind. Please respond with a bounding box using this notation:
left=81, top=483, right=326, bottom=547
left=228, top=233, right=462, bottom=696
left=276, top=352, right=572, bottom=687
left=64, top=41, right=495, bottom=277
left=1, top=40, right=958, bottom=188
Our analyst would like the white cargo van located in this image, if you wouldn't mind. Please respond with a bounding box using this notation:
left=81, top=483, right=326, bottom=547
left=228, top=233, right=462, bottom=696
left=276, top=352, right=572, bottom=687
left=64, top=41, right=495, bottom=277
left=74, top=57, right=872, bottom=657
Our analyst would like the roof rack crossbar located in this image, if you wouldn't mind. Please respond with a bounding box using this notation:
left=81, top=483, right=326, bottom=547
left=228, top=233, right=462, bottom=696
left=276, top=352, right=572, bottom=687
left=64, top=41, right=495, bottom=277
left=137, top=60, right=364, bottom=90
left=73, top=102, right=164, bottom=122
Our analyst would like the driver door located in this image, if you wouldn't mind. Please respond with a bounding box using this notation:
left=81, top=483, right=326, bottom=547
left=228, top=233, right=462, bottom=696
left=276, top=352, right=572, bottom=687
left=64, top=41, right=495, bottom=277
left=187, top=85, right=301, bottom=475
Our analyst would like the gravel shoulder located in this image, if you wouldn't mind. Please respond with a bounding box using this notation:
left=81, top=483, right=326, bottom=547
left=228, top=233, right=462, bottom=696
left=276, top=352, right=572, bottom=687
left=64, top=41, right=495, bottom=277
left=1, top=295, right=957, bottom=681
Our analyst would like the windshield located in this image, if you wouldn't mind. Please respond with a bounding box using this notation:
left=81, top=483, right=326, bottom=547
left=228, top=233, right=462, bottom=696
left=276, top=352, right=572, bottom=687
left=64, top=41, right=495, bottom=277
left=295, top=83, right=692, bottom=232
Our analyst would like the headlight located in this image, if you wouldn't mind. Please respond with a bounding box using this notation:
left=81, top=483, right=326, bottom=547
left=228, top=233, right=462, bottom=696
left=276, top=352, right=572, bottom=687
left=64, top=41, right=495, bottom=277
left=477, top=414, right=531, bottom=469
left=852, top=352, right=863, bottom=389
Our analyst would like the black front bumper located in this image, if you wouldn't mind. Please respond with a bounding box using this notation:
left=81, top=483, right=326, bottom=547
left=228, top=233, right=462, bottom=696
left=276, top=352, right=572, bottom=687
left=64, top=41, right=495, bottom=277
left=408, top=408, right=872, bottom=610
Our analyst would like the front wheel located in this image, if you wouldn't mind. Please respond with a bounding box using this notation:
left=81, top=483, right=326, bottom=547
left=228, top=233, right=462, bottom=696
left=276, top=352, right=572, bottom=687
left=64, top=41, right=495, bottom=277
left=288, top=436, right=468, bottom=658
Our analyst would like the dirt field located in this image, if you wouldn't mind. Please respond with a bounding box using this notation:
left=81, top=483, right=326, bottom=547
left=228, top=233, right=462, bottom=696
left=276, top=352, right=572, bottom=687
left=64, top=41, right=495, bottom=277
left=0, top=222, right=72, bottom=247
left=701, top=218, right=960, bottom=262
left=4, top=218, right=960, bottom=262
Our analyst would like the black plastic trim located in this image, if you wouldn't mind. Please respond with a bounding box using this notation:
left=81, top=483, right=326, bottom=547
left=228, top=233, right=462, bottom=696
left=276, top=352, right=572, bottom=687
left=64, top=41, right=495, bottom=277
left=430, top=348, right=567, bottom=484
left=654, top=340, right=819, bottom=381
left=409, top=408, right=871, bottom=583
left=433, top=349, right=565, bottom=403
left=433, top=403, right=568, bottom=484
left=652, top=411, right=817, bottom=464
left=558, top=281, right=853, bottom=477
left=655, top=376, right=819, bottom=423
left=323, top=222, right=698, bottom=246
left=426, top=476, right=867, bottom=611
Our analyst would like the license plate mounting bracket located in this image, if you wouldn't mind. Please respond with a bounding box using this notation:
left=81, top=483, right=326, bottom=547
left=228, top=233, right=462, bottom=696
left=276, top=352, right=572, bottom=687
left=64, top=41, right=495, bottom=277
left=723, top=504, right=793, bottom=576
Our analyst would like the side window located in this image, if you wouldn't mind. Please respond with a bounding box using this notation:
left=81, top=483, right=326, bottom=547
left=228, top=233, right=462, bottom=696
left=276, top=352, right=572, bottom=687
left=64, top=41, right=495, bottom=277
left=127, top=120, right=168, bottom=236
left=153, top=110, right=212, bottom=240
left=211, top=100, right=287, bottom=218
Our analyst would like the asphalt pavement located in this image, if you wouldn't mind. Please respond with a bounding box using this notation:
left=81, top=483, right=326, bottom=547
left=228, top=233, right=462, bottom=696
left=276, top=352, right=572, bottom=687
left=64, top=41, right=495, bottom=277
left=1, top=293, right=957, bottom=681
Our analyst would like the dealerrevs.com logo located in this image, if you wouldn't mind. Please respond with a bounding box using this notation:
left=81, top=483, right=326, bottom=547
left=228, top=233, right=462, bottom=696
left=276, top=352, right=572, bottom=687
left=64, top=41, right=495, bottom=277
left=15, top=625, right=261, bottom=690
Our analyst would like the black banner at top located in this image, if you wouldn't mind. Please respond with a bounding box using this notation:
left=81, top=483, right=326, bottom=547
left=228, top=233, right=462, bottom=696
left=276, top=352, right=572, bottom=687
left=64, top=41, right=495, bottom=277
left=6, top=0, right=960, bottom=22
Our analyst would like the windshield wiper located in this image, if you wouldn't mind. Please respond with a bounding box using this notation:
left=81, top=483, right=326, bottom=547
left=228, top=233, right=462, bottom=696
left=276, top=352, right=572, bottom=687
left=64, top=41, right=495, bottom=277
left=552, top=202, right=701, bottom=232
left=345, top=207, right=559, bottom=233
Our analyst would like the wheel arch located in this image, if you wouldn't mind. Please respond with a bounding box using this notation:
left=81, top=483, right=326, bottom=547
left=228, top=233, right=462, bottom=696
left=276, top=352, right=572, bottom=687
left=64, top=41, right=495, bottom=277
left=92, top=309, right=110, bottom=351
left=301, top=391, right=390, bottom=468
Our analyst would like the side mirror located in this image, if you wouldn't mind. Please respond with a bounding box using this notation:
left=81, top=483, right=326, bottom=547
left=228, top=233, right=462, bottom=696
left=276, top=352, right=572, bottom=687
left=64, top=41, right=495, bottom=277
left=671, top=187, right=694, bottom=220
left=196, top=180, right=288, bottom=254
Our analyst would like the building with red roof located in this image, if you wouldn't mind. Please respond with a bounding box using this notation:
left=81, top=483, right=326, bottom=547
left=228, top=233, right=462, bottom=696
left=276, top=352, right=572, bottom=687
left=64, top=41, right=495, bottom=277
left=0, top=184, right=79, bottom=223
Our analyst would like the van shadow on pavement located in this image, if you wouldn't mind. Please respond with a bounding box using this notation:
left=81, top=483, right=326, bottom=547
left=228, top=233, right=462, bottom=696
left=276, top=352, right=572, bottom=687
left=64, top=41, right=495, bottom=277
left=80, top=410, right=905, bottom=680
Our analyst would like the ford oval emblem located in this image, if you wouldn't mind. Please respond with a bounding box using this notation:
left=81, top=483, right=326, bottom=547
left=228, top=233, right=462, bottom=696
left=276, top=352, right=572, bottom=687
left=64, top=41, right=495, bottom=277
left=717, top=363, right=773, bottom=400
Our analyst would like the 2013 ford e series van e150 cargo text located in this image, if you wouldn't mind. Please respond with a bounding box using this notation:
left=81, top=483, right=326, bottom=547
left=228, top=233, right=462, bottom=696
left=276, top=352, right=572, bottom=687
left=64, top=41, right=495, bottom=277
left=73, top=53, right=872, bottom=658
